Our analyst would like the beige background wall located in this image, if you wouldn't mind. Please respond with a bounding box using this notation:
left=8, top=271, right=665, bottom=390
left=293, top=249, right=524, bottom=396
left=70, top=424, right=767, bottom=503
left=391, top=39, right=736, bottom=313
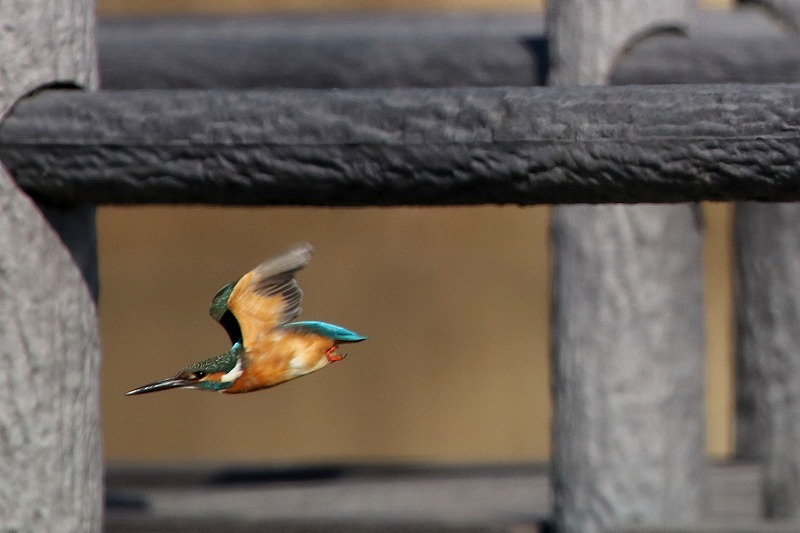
left=98, top=0, right=735, bottom=464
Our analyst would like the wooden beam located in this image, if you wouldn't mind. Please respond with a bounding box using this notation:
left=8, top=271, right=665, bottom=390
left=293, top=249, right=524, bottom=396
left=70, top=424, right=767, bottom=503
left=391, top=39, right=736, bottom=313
left=96, top=10, right=789, bottom=91
left=98, top=13, right=546, bottom=89
left=3, top=84, right=800, bottom=206
left=104, top=462, right=763, bottom=531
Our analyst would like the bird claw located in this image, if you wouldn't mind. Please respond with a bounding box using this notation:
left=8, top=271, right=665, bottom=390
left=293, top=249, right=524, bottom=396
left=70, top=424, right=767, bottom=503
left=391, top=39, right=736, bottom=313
left=325, top=346, right=346, bottom=362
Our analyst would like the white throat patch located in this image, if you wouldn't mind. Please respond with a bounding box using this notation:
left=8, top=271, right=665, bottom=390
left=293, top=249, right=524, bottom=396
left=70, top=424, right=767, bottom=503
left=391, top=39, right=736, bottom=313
left=220, top=357, right=244, bottom=383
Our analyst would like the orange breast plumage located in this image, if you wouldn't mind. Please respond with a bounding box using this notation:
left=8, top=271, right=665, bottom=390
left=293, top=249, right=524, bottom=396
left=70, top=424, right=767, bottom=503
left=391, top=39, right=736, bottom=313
left=223, top=330, right=335, bottom=393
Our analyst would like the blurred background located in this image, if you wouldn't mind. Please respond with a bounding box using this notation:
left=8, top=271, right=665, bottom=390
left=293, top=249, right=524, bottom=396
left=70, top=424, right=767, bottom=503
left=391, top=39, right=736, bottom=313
left=98, top=0, right=735, bottom=465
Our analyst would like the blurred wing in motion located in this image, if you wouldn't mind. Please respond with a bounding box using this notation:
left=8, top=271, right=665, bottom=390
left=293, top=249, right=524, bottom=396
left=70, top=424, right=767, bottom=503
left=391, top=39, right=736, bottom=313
left=222, top=242, right=314, bottom=347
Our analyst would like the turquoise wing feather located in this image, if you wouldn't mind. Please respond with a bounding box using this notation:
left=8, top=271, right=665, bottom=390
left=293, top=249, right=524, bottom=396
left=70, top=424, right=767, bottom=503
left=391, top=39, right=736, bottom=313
left=282, top=321, right=367, bottom=343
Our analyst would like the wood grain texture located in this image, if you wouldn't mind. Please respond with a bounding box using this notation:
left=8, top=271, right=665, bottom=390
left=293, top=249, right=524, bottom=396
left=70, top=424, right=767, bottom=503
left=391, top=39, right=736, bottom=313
left=97, top=13, right=546, bottom=90
left=548, top=1, right=706, bottom=532
left=0, top=0, right=101, bottom=530
left=551, top=204, right=706, bottom=532
left=94, top=11, right=792, bottom=91
left=3, top=83, right=800, bottom=205
left=547, top=0, right=694, bottom=86
left=735, top=203, right=800, bottom=518
left=733, top=0, right=800, bottom=520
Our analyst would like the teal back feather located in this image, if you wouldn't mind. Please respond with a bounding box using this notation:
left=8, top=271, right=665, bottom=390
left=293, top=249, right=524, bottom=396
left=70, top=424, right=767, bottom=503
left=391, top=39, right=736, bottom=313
left=209, top=281, right=237, bottom=322
left=180, top=341, right=244, bottom=391
left=282, top=321, right=367, bottom=343
left=209, top=281, right=242, bottom=343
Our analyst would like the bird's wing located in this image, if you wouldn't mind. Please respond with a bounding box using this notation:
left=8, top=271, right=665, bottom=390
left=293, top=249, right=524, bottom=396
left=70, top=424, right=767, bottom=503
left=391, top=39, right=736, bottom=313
left=209, top=281, right=242, bottom=344
left=224, top=242, right=314, bottom=348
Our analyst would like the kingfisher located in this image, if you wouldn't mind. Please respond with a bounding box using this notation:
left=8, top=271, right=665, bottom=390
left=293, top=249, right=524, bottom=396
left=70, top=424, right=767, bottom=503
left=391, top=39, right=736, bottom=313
left=126, top=242, right=366, bottom=396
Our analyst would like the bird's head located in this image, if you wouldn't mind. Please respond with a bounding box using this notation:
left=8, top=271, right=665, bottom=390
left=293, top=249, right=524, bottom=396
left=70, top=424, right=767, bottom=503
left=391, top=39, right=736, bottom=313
left=126, top=342, right=244, bottom=396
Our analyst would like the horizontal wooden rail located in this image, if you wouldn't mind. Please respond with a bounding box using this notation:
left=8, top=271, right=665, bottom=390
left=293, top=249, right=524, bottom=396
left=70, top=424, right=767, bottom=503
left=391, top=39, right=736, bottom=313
left=97, top=10, right=789, bottom=90
left=3, top=84, right=800, bottom=206
left=104, top=461, right=761, bottom=531
left=98, top=13, right=547, bottom=89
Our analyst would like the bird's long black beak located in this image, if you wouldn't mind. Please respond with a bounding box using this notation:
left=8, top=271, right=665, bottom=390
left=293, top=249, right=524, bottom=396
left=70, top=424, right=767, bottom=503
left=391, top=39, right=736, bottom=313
left=126, top=377, right=193, bottom=396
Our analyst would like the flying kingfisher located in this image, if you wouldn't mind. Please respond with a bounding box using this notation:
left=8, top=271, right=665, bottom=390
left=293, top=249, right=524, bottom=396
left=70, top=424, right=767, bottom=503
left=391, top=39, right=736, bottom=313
left=126, top=242, right=366, bottom=396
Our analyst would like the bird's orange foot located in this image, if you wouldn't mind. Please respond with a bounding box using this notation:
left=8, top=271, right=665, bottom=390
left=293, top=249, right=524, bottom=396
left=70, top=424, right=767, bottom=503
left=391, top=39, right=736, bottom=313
left=325, top=346, right=346, bottom=362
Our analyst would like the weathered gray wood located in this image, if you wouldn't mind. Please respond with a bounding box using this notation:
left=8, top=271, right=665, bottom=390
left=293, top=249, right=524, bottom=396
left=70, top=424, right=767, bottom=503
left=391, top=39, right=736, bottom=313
left=0, top=0, right=101, bottom=530
left=104, top=461, right=762, bottom=531
left=551, top=205, right=706, bottom=532
left=39, top=205, right=99, bottom=302
left=734, top=0, right=800, bottom=521
left=742, top=0, right=800, bottom=30
left=735, top=203, right=800, bottom=519
left=547, top=0, right=693, bottom=87
left=548, top=1, right=706, bottom=532
left=98, top=14, right=546, bottom=90
left=95, top=10, right=791, bottom=91
left=611, top=524, right=800, bottom=533
left=4, top=84, right=800, bottom=206
left=611, top=34, right=800, bottom=86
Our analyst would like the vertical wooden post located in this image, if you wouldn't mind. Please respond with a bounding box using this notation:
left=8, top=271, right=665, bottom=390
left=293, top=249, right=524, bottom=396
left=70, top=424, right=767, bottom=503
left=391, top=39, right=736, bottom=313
left=736, top=204, right=800, bottom=518
left=548, top=2, right=706, bottom=532
left=0, top=1, right=101, bottom=530
left=740, top=0, right=800, bottom=30
left=734, top=0, right=800, bottom=520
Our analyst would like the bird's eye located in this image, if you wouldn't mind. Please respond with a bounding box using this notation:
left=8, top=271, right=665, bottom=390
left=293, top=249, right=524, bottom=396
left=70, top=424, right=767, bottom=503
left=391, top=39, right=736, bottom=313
left=193, top=371, right=206, bottom=379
